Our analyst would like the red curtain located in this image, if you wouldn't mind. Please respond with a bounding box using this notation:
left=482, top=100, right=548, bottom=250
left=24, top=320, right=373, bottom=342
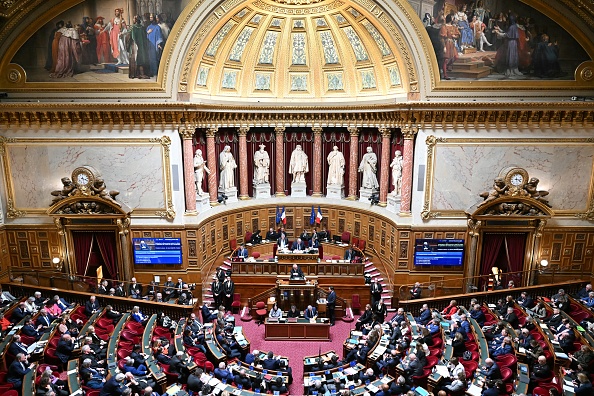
left=505, top=233, right=527, bottom=285
left=96, top=232, right=118, bottom=279
left=72, top=231, right=93, bottom=276
left=284, top=129, right=314, bottom=194
left=247, top=129, right=276, bottom=196
left=480, top=233, right=505, bottom=278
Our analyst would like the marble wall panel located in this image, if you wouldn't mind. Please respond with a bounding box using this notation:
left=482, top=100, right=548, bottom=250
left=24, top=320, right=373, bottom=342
left=431, top=143, right=594, bottom=212
left=6, top=143, right=165, bottom=210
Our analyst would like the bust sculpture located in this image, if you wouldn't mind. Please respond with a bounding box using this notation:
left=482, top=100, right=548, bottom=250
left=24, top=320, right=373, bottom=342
left=327, top=146, right=345, bottom=186
left=289, top=145, right=309, bottom=184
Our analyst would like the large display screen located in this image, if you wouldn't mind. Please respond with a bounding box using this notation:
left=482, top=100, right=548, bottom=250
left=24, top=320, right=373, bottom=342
left=413, top=239, right=464, bottom=266
left=132, top=238, right=182, bottom=264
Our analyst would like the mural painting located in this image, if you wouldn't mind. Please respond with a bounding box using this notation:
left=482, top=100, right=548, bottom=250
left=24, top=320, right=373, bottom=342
left=11, top=0, right=190, bottom=83
left=409, top=0, right=590, bottom=80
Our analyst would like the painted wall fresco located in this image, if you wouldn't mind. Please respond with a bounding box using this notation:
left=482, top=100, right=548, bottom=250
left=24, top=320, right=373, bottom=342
left=408, top=0, right=589, bottom=80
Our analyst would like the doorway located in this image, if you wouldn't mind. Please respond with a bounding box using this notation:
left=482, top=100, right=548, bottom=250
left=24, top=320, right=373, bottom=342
left=480, top=233, right=527, bottom=290
left=71, top=231, right=119, bottom=281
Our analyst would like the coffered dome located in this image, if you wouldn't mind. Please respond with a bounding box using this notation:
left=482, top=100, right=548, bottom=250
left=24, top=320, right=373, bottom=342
left=187, top=0, right=408, bottom=103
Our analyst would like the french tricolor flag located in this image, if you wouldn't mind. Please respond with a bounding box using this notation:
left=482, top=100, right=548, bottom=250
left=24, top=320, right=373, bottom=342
left=280, top=207, right=286, bottom=225
left=315, top=206, right=323, bottom=224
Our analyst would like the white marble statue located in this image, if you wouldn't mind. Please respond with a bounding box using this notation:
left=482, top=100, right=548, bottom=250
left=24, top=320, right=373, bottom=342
left=390, top=150, right=403, bottom=196
left=253, top=144, right=270, bottom=184
left=359, top=146, right=379, bottom=190
left=327, top=146, right=345, bottom=186
left=289, top=144, right=309, bottom=184
left=219, top=145, right=237, bottom=190
left=193, top=149, right=210, bottom=195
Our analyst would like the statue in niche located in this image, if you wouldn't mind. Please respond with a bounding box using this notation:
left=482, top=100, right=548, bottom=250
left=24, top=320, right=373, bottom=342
left=523, top=177, right=551, bottom=207
left=50, top=177, right=77, bottom=204
left=327, top=145, right=345, bottom=186
left=253, top=144, right=270, bottom=184
left=289, top=144, right=309, bottom=184
left=390, top=150, right=403, bottom=196
left=90, top=178, right=121, bottom=207
left=358, top=147, right=379, bottom=190
left=193, top=149, right=210, bottom=195
left=478, top=177, right=508, bottom=207
left=218, top=145, right=237, bottom=190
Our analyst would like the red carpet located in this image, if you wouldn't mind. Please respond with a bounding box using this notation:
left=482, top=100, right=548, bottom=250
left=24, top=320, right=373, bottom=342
left=232, top=313, right=354, bottom=394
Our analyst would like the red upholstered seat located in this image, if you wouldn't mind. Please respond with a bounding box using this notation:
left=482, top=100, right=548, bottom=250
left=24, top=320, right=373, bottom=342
left=231, top=293, right=241, bottom=313
left=341, top=231, right=351, bottom=244
left=255, top=301, right=267, bottom=324
left=331, top=255, right=341, bottom=260
left=44, top=348, right=61, bottom=366
left=20, top=334, right=36, bottom=345
left=424, top=355, right=438, bottom=369
left=351, top=294, right=361, bottom=314
left=245, top=231, right=253, bottom=244
left=460, top=360, right=478, bottom=373
left=500, top=367, right=513, bottom=383
left=358, top=240, right=366, bottom=251
left=0, top=385, right=14, bottom=393
left=464, top=342, right=477, bottom=351
left=352, top=237, right=359, bottom=248
left=117, top=348, right=131, bottom=361
left=533, top=387, right=550, bottom=396
left=3, top=390, right=19, bottom=396
left=428, top=348, right=442, bottom=358
left=496, top=354, right=517, bottom=371
left=412, top=368, right=431, bottom=387
left=252, top=252, right=261, bottom=259
left=121, top=330, right=141, bottom=344
left=96, top=317, right=114, bottom=329
left=230, top=239, right=237, bottom=253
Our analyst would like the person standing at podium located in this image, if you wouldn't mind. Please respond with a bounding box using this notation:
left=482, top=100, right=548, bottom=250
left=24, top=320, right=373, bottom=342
left=327, top=286, right=336, bottom=326
left=236, top=245, right=248, bottom=260
left=290, top=264, right=305, bottom=280
left=292, top=238, right=306, bottom=251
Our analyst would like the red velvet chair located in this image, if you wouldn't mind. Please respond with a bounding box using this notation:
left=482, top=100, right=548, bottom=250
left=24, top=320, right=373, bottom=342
left=96, top=317, right=114, bottom=329
left=341, top=231, right=351, bottom=244
left=44, top=348, right=61, bottom=366
left=121, top=330, right=140, bottom=344
left=252, top=252, right=261, bottom=259
left=0, top=385, right=14, bottom=393
left=358, top=239, right=366, bottom=251
left=428, top=348, right=442, bottom=358
left=424, top=355, right=438, bottom=369
left=230, top=239, right=237, bottom=253
left=496, top=354, right=517, bottom=371
left=245, top=231, right=253, bottom=244
left=20, top=334, right=36, bottom=345
left=125, top=321, right=145, bottom=334
left=351, top=294, right=361, bottom=314
left=4, top=390, right=18, bottom=396
left=352, top=237, right=359, bottom=249
left=255, top=301, right=267, bottom=325
left=533, top=387, right=550, bottom=396
left=412, top=368, right=431, bottom=387
left=331, top=255, right=341, bottom=260
left=117, top=348, right=132, bottom=361
left=231, top=293, right=242, bottom=313
left=500, top=367, right=513, bottom=383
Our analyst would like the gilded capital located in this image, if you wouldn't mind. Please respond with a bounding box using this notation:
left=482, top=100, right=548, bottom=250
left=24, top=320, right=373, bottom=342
left=348, top=126, right=359, bottom=136
left=312, top=126, right=323, bottom=135
left=402, top=124, right=419, bottom=140
left=237, top=126, right=250, bottom=136
left=179, top=126, right=195, bottom=140
left=205, top=127, right=218, bottom=138
left=379, top=127, right=391, bottom=138
left=275, top=126, right=286, bottom=135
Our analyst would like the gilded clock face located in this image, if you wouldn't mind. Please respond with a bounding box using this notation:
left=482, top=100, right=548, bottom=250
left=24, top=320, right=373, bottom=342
left=76, top=173, right=90, bottom=186
left=71, top=166, right=99, bottom=188
left=510, top=173, right=524, bottom=186
left=500, top=167, right=529, bottom=189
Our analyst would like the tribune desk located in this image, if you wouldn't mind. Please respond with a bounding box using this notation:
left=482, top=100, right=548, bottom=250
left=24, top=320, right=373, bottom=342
left=264, top=318, right=331, bottom=341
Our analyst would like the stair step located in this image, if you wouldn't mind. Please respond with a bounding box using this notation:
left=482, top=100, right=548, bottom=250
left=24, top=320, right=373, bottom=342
left=451, top=61, right=485, bottom=70
left=449, top=67, right=491, bottom=79
left=364, top=267, right=376, bottom=273
left=364, top=262, right=374, bottom=267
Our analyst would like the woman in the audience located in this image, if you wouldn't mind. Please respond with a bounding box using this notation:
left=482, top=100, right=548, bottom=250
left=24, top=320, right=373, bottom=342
left=571, top=345, right=594, bottom=370
left=527, top=301, right=547, bottom=319
left=452, top=331, right=466, bottom=357
left=574, top=372, right=593, bottom=396
left=444, top=371, right=467, bottom=394
left=441, top=300, right=458, bottom=320
left=131, top=306, right=148, bottom=325
left=46, top=299, right=62, bottom=317
left=269, top=302, right=282, bottom=319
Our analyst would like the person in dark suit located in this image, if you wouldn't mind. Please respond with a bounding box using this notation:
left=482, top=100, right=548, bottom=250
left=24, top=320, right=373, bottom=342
left=9, top=335, right=29, bottom=357
left=413, top=304, right=431, bottom=325
left=265, top=227, right=279, bottom=241
left=270, top=377, right=288, bottom=394
left=544, top=308, right=563, bottom=328
left=327, top=286, right=336, bottom=326
left=482, top=380, right=501, bottom=396
left=287, top=305, right=300, bottom=318
left=236, top=245, right=248, bottom=260
left=403, top=353, right=424, bottom=382
left=304, top=305, right=317, bottom=320
left=222, top=276, right=235, bottom=311
left=211, top=278, right=223, bottom=308
left=130, top=344, right=147, bottom=369
left=470, top=304, right=486, bottom=327
left=114, top=282, right=126, bottom=297
left=501, top=307, right=519, bottom=328
left=154, top=347, right=171, bottom=365
left=356, top=304, right=373, bottom=331
left=21, top=318, right=42, bottom=340
left=479, top=359, right=501, bottom=380
left=290, top=264, right=305, bottom=279
left=410, top=282, right=422, bottom=299
left=344, top=247, right=355, bottom=262
left=233, top=369, right=252, bottom=389
left=105, top=305, right=122, bottom=323
left=278, top=359, right=293, bottom=384
left=262, top=351, right=280, bottom=370
left=291, top=238, right=306, bottom=251
left=277, top=234, right=289, bottom=250
left=7, top=353, right=31, bottom=389
left=11, top=302, right=27, bottom=323
left=559, top=324, right=577, bottom=353
left=129, top=278, right=143, bottom=299
left=36, top=308, right=55, bottom=331
left=373, top=298, right=387, bottom=324
left=187, top=369, right=205, bottom=393
left=169, top=351, right=190, bottom=383
left=97, top=280, right=108, bottom=295
left=53, top=295, right=71, bottom=311
left=84, top=295, right=100, bottom=317
left=99, top=373, right=126, bottom=396
left=574, top=373, right=594, bottom=396
left=214, top=362, right=233, bottom=382
left=370, top=278, right=383, bottom=306
left=56, top=334, right=75, bottom=368
left=359, top=367, right=376, bottom=384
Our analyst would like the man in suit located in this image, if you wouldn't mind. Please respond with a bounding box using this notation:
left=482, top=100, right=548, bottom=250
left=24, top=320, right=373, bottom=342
left=11, top=302, right=27, bottom=323
left=265, top=227, right=278, bottom=241
left=290, top=264, right=305, bottom=279
left=163, top=277, right=175, bottom=300
left=99, top=373, right=126, bottom=396
left=270, top=377, right=288, bottom=394
left=233, top=369, right=252, bottom=390
left=501, top=307, right=519, bottom=328
left=460, top=314, right=472, bottom=335
left=262, top=351, right=280, bottom=370
left=344, top=247, right=355, bottom=262
left=84, top=295, right=100, bottom=317
left=81, top=345, right=105, bottom=368
left=129, top=278, right=143, bottom=299
left=291, top=238, right=305, bottom=251
left=7, top=353, right=32, bottom=389
left=130, top=344, right=147, bottom=369
left=479, top=358, right=502, bottom=380
left=8, top=335, right=30, bottom=357
left=410, top=282, right=422, bottom=299
left=53, top=295, right=71, bottom=311
left=287, top=305, right=300, bottom=318
left=222, top=276, right=235, bottom=311
left=200, top=302, right=216, bottom=323
left=491, top=337, right=513, bottom=357
left=277, top=234, right=289, bottom=250
left=413, top=304, right=431, bottom=325
left=327, top=286, right=336, bottom=326
left=470, top=304, right=486, bottom=327
left=236, top=245, right=248, bottom=260
left=304, top=305, right=317, bottom=320
left=356, top=304, right=373, bottom=330
left=403, top=353, right=424, bottom=382
left=36, top=308, right=55, bottom=332
left=97, top=280, right=109, bottom=295
left=544, top=307, right=563, bottom=328
left=530, top=355, right=551, bottom=383
left=372, top=298, right=387, bottom=324
left=577, top=284, right=593, bottom=300
left=214, top=362, right=233, bottom=382
left=517, top=292, right=534, bottom=309
left=56, top=334, right=75, bottom=368
left=105, top=305, right=122, bottom=323
left=33, top=291, right=48, bottom=308
left=370, top=278, right=383, bottom=305
left=115, top=282, right=126, bottom=297
left=169, top=351, right=190, bottom=383
left=21, top=318, right=42, bottom=340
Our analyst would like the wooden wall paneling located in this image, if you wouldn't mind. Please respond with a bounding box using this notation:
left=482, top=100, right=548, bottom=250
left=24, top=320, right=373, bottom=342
left=539, top=229, right=594, bottom=276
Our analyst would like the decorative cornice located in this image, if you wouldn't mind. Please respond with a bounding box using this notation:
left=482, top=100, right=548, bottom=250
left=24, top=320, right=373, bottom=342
left=179, top=126, right=196, bottom=140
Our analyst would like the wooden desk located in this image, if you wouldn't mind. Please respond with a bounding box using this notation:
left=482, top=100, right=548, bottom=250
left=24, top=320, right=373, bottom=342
left=232, top=260, right=364, bottom=276
left=67, top=359, right=83, bottom=396
left=264, top=318, right=330, bottom=341
left=173, top=318, right=197, bottom=373
left=22, top=361, right=37, bottom=396
left=276, top=277, right=318, bottom=311
left=107, top=313, right=130, bottom=376
left=277, top=251, right=320, bottom=264
left=142, top=314, right=167, bottom=385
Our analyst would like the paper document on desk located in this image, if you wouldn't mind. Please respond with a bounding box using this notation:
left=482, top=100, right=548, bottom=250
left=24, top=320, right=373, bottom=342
left=366, top=384, right=379, bottom=393
left=563, top=385, right=575, bottom=393
left=467, top=384, right=483, bottom=396
left=381, top=376, right=391, bottom=384
left=555, top=352, right=569, bottom=359
left=435, top=365, right=450, bottom=377
left=518, top=347, right=526, bottom=353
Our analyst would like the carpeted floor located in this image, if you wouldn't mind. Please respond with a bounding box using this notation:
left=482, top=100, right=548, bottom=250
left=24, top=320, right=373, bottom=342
left=232, top=312, right=355, bottom=394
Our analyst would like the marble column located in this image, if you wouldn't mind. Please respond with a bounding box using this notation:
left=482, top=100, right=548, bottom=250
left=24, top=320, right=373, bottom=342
left=347, top=127, right=359, bottom=200
left=206, top=127, right=219, bottom=205
left=238, top=127, right=250, bottom=200
left=466, top=218, right=482, bottom=292
left=179, top=126, right=197, bottom=214
left=275, top=126, right=286, bottom=196
left=312, top=127, right=323, bottom=197
left=399, top=124, right=418, bottom=215
left=378, top=128, right=391, bottom=207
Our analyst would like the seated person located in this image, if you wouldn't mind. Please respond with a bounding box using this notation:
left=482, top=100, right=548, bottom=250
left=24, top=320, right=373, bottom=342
left=250, top=230, right=262, bottom=244
left=233, top=369, right=252, bottom=390
left=236, top=244, right=248, bottom=260
left=84, top=296, right=100, bottom=317
left=8, top=353, right=32, bottom=389
left=262, top=351, right=280, bottom=370
left=356, top=304, right=373, bottom=331
left=269, top=302, right=282, bottom=319
left=304, top=305, right=317, bottom=320
left=344, top=246, right=356, bottom=262
left=131, top=306, right=148, bottom=325
left=123, top=357, right=148, bottom=376
left=291, top=238, right=306, bottom=251
left=22, top=318, right=42, bottom=340
left=270, top=377, right=288, bottom=394
left=289, top=263, right=305, bottom=279
left=287, top=305, right=300, bottom=318
left=8, top=335, right=29, bottom=357
left=214, top=362, right=233, bottom=382
left=128, top=278, right=143, bottom=299
left=265, top=227, right=279, bottom=241
left=277, top=234, right=289, bottom=250
left=10, top=302, right=27, bottom=323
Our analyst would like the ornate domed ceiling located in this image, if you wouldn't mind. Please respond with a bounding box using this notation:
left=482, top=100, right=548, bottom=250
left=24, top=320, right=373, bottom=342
left=187, top=0, right=408, bottom=102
